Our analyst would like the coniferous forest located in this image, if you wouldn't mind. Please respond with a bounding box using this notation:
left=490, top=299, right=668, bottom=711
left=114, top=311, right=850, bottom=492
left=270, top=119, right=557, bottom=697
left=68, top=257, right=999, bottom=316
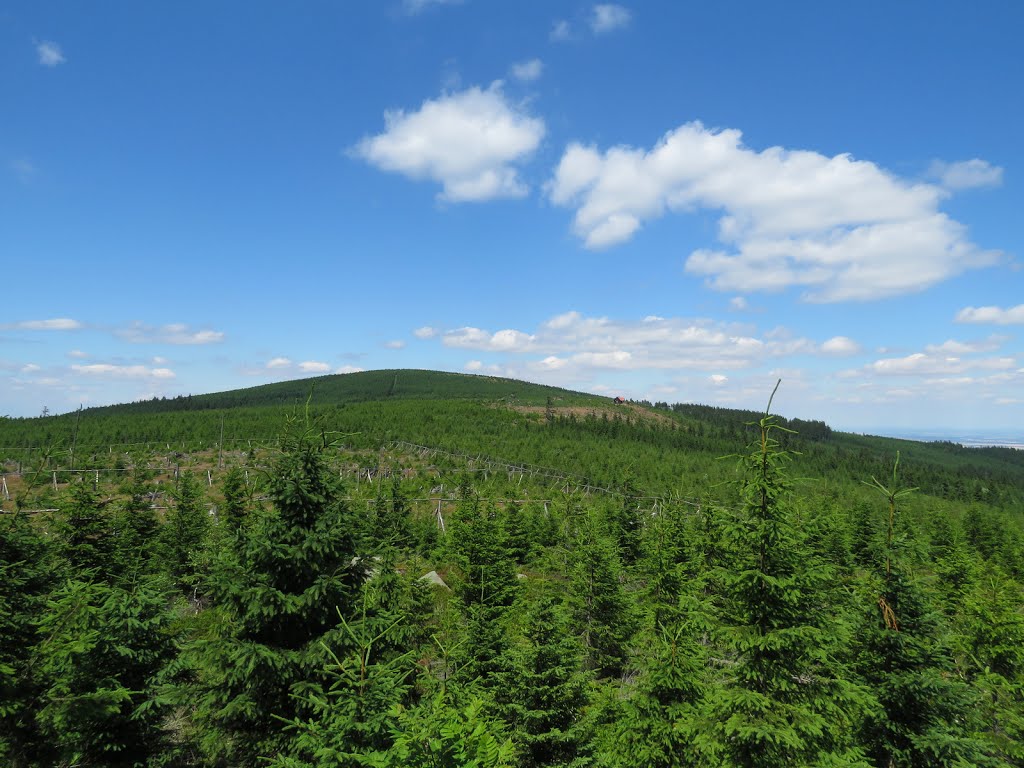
left=2, top=370, right=1023, bottom=767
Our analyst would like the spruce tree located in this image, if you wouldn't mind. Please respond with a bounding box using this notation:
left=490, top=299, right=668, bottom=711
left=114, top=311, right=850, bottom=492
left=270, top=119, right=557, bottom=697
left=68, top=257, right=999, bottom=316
left=706, top=384, right=871, bottom=767
left=32, top=576, right=175, bottom=767
left=161, top=470, right=210, bottom=595
left=501, top=593, right=590, bottom=768
left=854, top=454, right=990, bottom=767
left=0, top=512, right=55, bottom=765
left=185, top=420, right=367, bottom=765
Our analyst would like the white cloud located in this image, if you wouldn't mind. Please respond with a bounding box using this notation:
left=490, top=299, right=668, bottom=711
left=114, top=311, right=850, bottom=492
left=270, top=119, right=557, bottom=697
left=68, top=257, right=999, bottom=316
left=21, top=363, right=41, bottom=374
left=36, top=40, right=65, bottom=67
left=12, top=158, right=36, bottom=183
left=925, top=336, right=1004, bottom=354
left=820, top=336, right=862, bottom=355
left=403, top=0, right=461, bottom=14
left=117, top=322, right=225, bottom=344
left=5, top=318, right=82, bottom=331
left=67, top=349, right=89, bottom=359
left=510, top=58, right=543, bottom=82
left=709, top=374, right=728, bottom=385
left=550, top=19, right=571, bottom=41
left=385, top=340, right=407, bottom=349
left=729, top=296, right=748, bottom=311
left=465, top=360, right=483, bottom=371
left=266, top=357, right=292, bottom=369
left=414, top=326, right=439, bottom=339
left=72, top=364, right=175, bottom=379
left=548, top=121, right=1000, bottom=302
left=590, top=4, right=631, bottom=33
left=444, top=327, right=536, bottom=351
left=354, top=82, right=545, bottom=202
left=929, top=158, right=1003, bottom=190
left=955, top=304, right=1024, bottom=325
left=428, top=311, right=848, bottom=376
left=868, top=352, right=1015, bottom=376
left=335, top=365, right=365, bottom=374
left=298, top=361, right=331, bottom=373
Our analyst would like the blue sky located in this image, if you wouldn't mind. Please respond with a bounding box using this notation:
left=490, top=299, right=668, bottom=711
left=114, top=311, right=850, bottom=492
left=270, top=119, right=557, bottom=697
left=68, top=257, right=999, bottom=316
left=2, top=1, right=1022, bottom=432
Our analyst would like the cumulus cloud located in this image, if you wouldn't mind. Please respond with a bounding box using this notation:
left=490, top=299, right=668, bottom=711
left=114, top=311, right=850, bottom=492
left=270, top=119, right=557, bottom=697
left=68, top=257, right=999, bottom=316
left=429, top=310, right=848, bottom=376
left=266, top=357, right=292, bottom=369
left=590, top=4, right=631, bottom=33
left=117, top=322, right=225, bottom=345
left=820, top=336, right=862, bottom=355
left=414, top=326, right=439, bottom=339
left=729, top=296, right=748, bottom=311
left=511, top=58, right=543, bottom=82
left=36, top=40, right=65, bottom=67
left=336, top=365, right=365, bottom=374
left=353, top=82, right=545, bottom=202
left=72, top=364, right=175, bottom=379
left=298, top=361, right=331, bottom=373
left=548, top=121, right=1000, bottom=302
left=929, top=159, right=1004, bottom=190
left=956, top=304, right=1024, bottom=325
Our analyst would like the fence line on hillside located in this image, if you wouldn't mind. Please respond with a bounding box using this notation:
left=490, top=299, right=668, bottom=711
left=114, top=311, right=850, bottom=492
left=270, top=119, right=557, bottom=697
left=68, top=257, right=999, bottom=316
left=2, top=436, right=711, bottom=513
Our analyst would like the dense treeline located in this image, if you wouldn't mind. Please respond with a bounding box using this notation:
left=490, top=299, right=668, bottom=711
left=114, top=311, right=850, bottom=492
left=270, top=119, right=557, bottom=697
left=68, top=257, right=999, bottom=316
left=2, top=387, right=1023, bottom=766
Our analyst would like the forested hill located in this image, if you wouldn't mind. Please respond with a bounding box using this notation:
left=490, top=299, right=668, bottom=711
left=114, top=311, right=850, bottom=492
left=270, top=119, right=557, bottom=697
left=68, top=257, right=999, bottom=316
left=3, top=371, right=1024, bottom=766
left=3, top=369, right=1024, bottom=505
left=78, top=369, right=609, bottom=413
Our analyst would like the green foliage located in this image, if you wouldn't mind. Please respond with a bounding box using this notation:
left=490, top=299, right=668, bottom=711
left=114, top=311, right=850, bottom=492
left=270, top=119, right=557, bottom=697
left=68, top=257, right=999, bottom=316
left=33, top=577, right=175, bottom=767
left=2, top=372, right=1023, bottom=766
left=386, top=679, right=516, bottom=768
left=707, top=384, right=872, bottom=767
left=161, top=470, right=210, bottom=594
left=567, top=513, right=635, bottom=680
left=500, top=594, right=590, bottom=768
left=184, top=419, right=367, bottom=766
left=0, top=513, right=55, bottom=764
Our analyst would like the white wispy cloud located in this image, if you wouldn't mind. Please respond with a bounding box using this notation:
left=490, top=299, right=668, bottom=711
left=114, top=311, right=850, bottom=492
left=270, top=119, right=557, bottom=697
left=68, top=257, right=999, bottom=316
left=298, top=361, right=331, bottom=373
left=414, top=326, right=439, bottom=339
left=590, top=4, right=631, bottom=33
left=117, top=322, right=225, bottom=345
left=866, top=352, right=1015, bottom=376
left=11, top=158, right=36, bottom=183
left=4, top=318, right=82, bottom=331
left=36, top=40, right=65, bottom=67
left=548, top=121, right=1000, bottom=302
left=929, top=158, right=1004, bottom=190
left=384, top=340, right=407, bottom=349
left=403, top=0, right=461, bottom=14
left=353, top=82, right=545, bottom=202
left=510, top=58, right=543, bottom=82
left=72, top=364, right=175, bottom=379
left=550, top=19, right=571, bottom=41
left=956, top=304, right=1024, bottom=325
left=336, top=365, right=365, bottom=374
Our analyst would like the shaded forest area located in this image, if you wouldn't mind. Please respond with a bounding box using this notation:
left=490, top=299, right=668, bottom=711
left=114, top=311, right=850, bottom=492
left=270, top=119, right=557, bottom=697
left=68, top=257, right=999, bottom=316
left=2, top=371, right=1023, bottom=766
